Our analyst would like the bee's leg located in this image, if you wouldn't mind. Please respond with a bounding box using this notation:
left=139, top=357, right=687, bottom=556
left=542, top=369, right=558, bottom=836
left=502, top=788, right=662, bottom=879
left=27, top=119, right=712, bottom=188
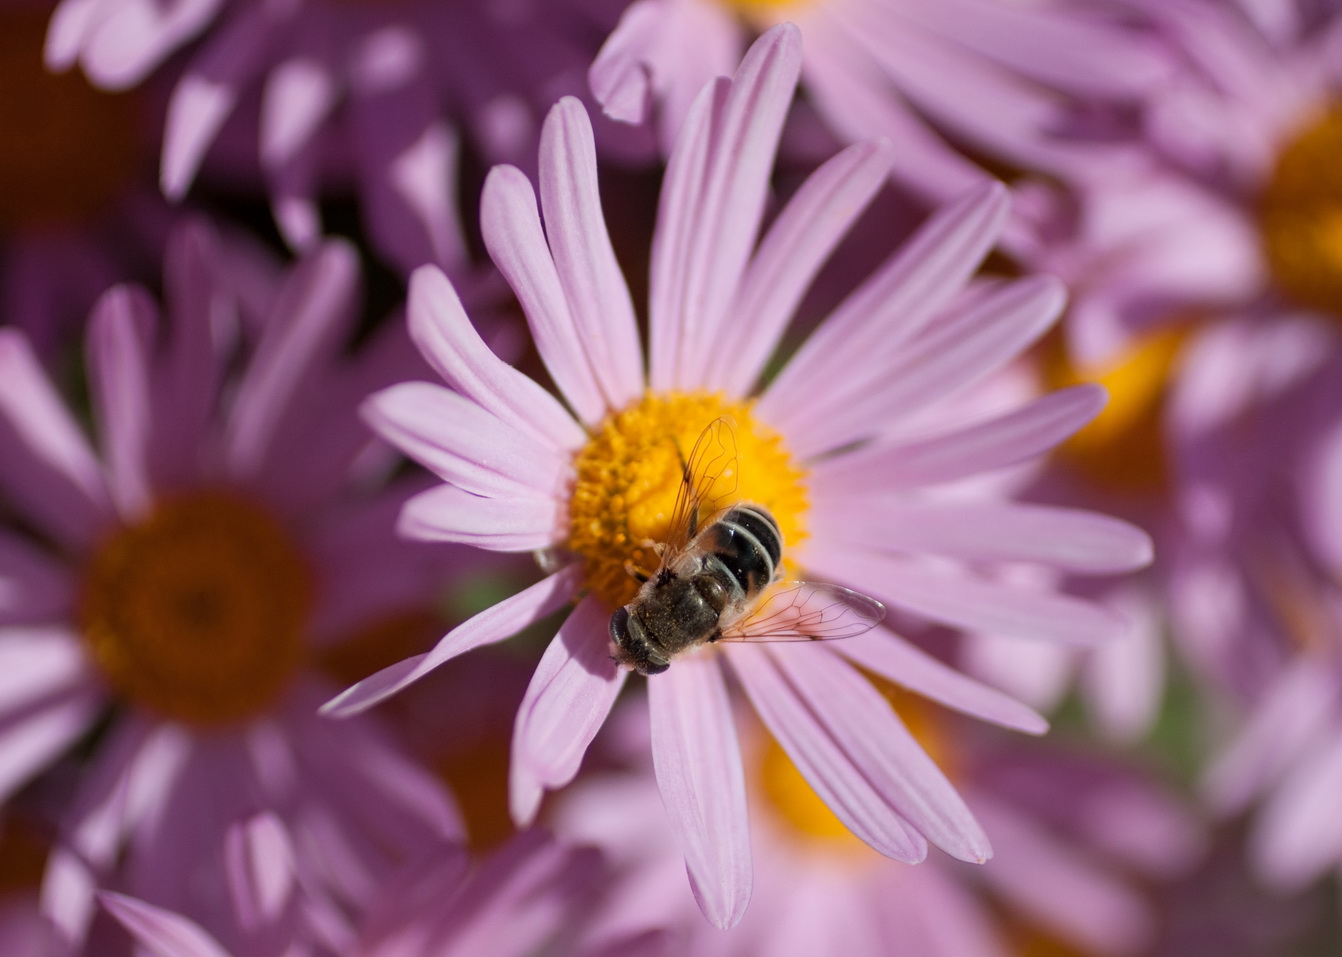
left=624, top=561, right=650, bottom=584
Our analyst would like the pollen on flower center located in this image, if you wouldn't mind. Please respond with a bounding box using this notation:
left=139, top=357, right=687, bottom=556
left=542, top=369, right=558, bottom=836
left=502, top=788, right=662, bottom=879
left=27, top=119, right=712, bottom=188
left=1259, top=103, right=1342, bottom=316
left=565, top=392, right=808, bottom=611
left=79, top=492, right=312, bottom=726
left=722, top=0, right=814, bottom=16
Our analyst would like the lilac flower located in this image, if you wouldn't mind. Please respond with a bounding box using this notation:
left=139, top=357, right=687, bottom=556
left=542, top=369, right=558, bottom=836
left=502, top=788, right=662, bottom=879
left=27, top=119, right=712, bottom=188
left=0, top=221, right=461, bottom=951
left=555, top=698, right=1200, bottom=957
left=100, top=825, right=670, bottom=957
left=326, top=25, right=1152, bottom=929
left=43, top=0, right=600, bottom=274
left=591, top=0, right=1168, bottom=201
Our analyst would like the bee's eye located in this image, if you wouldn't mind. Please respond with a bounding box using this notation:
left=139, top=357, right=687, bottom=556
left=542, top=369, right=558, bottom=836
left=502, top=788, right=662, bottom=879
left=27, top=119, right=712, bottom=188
left=609, top=605, right=631, bottom=643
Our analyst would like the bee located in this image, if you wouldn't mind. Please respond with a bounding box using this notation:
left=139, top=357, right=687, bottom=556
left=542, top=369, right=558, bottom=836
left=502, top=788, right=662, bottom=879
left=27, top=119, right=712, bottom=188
left=609, top=418, right=886, bottom=675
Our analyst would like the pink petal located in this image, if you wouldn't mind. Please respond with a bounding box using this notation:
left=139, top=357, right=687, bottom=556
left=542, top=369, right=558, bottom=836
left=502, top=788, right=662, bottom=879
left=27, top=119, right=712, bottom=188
left=806, top=542, right=1128, bottom=647
left=0, top=684, right=103, bottom=804
left=77, top=0, right=224, bottom=89
left=539, top=98, right=644, bottom=410
left=225, top=240, right=359, bottom=478
left=710, top=138, right=895, bottom=394
left=260, top=53, right=338, bottom=172
left=321, top=564, right=582, bottom=717
left=510, top=596, right=628, bottom=825
left=406, top=265, right=585, bottom=452
left=224, top=812, right=294, bottom=931
left=649, top=23, right=803, bottom=391
left=729, top=645, right=927, bottom=862
left=481, top=164, right=608, bottom=425
left=87, top=285, right=156, bottom=522
left=837, top=630, right=1047, bottom=735
left=770, top=642, right=991, bottom=862
left=100, top=893, right=230, bottom=957
left=0, top=329, right=112, bottom=549
left=1251, top=730, right=1342, bottom=891
left=811, top=384, right=1105, bottom=491
left=588, top=0, right=660, bottom=124
left=45, top=0, right=111, bottom=72
left=397, top=483, right=562, bottom=551
left=809, top=498, right=1154, bottom=573
left=363, top=382, right=567, bottom=499
left=759, top=180, right=1007, bottom=432
left=648, top=652, right=751, bottom=929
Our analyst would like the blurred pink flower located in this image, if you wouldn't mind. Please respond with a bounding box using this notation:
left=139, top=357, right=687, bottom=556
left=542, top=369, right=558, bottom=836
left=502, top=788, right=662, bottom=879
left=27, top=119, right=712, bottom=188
left=326, top=25, right=1152, bottom=929
left=0, top=221, right=462, bottom=952
left=43, top=0, right=604, bottom=275
left=100, top=825, right=670, bottom=957
left=591, top=0, right=1168, bottom=201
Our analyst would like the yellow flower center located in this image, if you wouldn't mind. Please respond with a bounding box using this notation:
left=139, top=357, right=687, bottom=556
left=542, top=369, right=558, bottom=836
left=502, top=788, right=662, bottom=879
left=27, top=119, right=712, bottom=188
left=566, top=392, right=808, bottom=610
left=758, top=680, right=959, bottom=854
left=1042, top=325, right=1189, bottom=495
left=721, top=0, right=814, bottom=16
left=1259, top=103, right=1342, bottom=316
left=79, top=492, right=312, bottom=726
left=0, top=10, right=144, bottom=230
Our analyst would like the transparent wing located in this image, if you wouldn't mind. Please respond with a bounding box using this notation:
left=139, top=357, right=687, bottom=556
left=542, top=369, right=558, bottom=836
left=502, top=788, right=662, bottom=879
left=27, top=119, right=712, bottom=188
left=666, top=416, right=738, bottom=550
left=717, top=581, right=886, bottom=643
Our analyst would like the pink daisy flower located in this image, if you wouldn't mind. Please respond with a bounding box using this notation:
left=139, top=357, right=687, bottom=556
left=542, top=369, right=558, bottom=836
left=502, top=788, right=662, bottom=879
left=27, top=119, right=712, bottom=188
left=0, top=221, right=461, bottom=951
left=591, top=0, right=1169, bottom=201
left=326, top=25, right=1152, bottom=929
left=43, top=0, right=602, bottom=274
left=99, top=824, right=670, bottom=957
left=556, top=699, right=1200, bottom=957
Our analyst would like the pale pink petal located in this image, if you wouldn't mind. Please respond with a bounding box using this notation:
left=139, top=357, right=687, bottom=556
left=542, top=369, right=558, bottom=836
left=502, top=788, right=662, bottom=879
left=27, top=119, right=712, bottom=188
left=1203, top=657, right=1338, bottom=814
left=759, top=181, right=1008, bottom=430
left=799, top=21, right=986, bottom=202
left=87, top=285, right=156, bottom=522
left=406, top=266, right=585, bottom=452
left=45, top=0, right=113, bottom=72
left=710, top=138, right=895, bottom=394
left=225, top=240, right=359, bottom=478
left=811, top=384, right=1105, bottom=491
left=100, top=892, right=231, bottom=957
left=0, top=686, right=103, bottom=804
left=224, top=812, right=295, bottom=931
left=321, top=564, right=583, bottom=717
left=160, top=5, right=278, bottom=199
left=648, top=652, right=751, bottom=930
left=1082, top=584, right=1165, bottom=742
left=539, top=98, right=644, bottom=410
left=837, top=630, right=1048, bottom=735
left=481, top=165, right=608, bottom=425
left=1251, top=731, right=1342, bottom=891
left=0, top=329, right=112, bottom=548
left=784, top=275, right=1065, bottom=457
left=76, top=0, right=224, bottom=89
left=729, top=645, right=928, bottom=862
left=363, top=382, right=568, bottom=499
left=809, top=499, right=1153, bottom=573
left=588, top=0, right=661, bottom=124
left=397, top=483, right=562, bottom=551
left=261, top=51, right=339, bottom=173
left=974, top=795, right=1154, bottom=955
left=805, top=542, right=1127, bottom=647
left=509, top=596, right=628, bottom=825
left=649, top=23, right=803, bottom=391
left=770, top=642, right=991, bottom=862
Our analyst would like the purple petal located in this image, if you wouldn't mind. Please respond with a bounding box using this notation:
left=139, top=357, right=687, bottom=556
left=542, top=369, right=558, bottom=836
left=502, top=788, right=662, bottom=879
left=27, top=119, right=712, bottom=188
left=482, top=164, right=608, bottom=425
left=770, top=642, right=991, bottom=862
left=321, top=564, right=582, bottom=717
left=809, top=498, right=1154, bottom=573
left=811, top=384, right=1105, bottom=491
left=806, top=541, right=1128, bottom=646
left=0, top=532, right=76, bottom=623
left=649, top=23, right=803, bottom=391
left=0, top=329, right=112, bottom=549
left=648, top=652, right=751, bottom=929
left=539, top=98, right=644, bottom=410
left=363, top=382, right=568, bottom=499
left=710, top=138, right=895, bottom=394
left=224, top=240, right=359, bottom=477
left=100, top=893, right=231, bottom=957
left=510, top=596, right=628, bottom=825
left=728, top=645, right=927, bottom=862
left=0, top=683, right=103, bottom=804
left=406, top=265, right=585, bottom=451
left=224, top=812, right=294, bottom=931
left=397, top=483, right=562, bottom=551
left=837, top=630, right=1047, bottom=734
left=760, top=180, right=1007, bottom=433
left=87, top=285, right=156, bottom=521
